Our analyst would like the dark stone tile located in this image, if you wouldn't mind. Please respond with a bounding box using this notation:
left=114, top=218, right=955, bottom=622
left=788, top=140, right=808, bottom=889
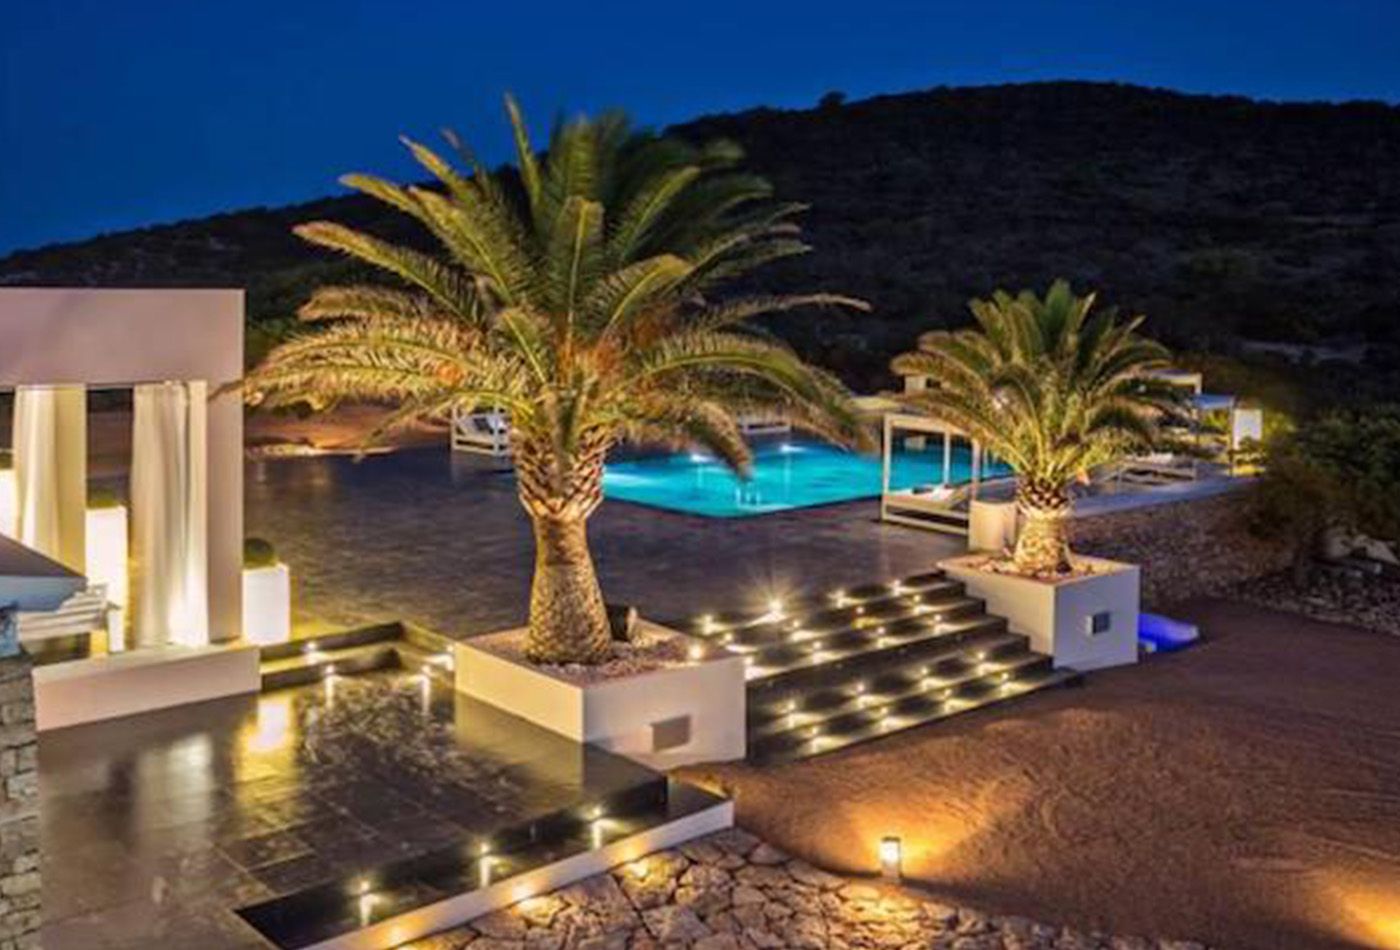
left=249, top=852, right=338, bottom=895
left=243, top=447, right=959, bottom=639
left=220, top=829, right=313, bottom=871
left=374, top=811, right=468, bottom=853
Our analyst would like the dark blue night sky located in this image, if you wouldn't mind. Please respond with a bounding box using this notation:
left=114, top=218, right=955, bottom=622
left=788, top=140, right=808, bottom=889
left=4, top=0, right=1399, bottom=254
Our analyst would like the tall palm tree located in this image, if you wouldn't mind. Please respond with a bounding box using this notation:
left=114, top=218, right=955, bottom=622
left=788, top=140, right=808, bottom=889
left=891, top=280, right=1177, bottom=575
left=244, top=99, right=870, bottom=664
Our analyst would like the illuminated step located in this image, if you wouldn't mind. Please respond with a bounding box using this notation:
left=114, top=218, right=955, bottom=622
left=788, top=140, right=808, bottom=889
left=257, top=622, right=455, bottom=692
left=712, top=583, right=974, bottom=650
left=739, top=611, right=1006, bottom=684
left=237, top=781, right=726, bottom=950
left=749, top=666, right=1083, bottom=765
left=747, top=635, right=1042, bottom=739
left=684, top=570, right=954, bottom=637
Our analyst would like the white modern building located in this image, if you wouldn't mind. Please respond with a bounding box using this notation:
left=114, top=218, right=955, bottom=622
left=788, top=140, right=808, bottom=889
left=0, top=287, right=258, bottom=728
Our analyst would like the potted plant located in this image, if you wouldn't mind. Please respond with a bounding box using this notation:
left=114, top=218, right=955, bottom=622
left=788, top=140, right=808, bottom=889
left=241, top=537, right=291, bottom=645
left=893, top=281, right=1179, bottom=669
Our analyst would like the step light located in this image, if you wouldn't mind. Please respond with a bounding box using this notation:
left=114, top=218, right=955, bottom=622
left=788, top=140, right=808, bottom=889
left=355, top=882, right=381, bottom=928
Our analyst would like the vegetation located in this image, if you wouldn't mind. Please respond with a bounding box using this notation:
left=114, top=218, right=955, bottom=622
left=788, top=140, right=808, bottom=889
left=243, top=537, right=279, bottom=569
left=892, top=281, right=1178, bottom=575
left=242, top=100, right=868, bottom=664
left=86, top=486, right=123, bottom=510
left=1252, top=408, right=1400, bottom=584
left=6, top=83, right=1398, bottom=401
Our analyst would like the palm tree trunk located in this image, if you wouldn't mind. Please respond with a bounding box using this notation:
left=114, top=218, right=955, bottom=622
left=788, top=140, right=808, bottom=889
left=526, top=513, right=611, bottom=663
left=1014, top=480, right=1073, bottom=575
left=514, top=431, right=613, bottom=664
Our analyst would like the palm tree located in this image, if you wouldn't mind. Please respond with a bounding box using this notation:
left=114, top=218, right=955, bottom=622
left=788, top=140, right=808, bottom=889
left=243, top=99, right=870, bottom=664
left=891, top=280, right=1177, bottom=575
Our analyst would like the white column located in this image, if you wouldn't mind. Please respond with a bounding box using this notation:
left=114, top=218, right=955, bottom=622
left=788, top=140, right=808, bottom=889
left=132, top=382, right=209, bottom=648
left=0, top=468, right=16, bottom=539
left=941, top=430, right=952, bottom=486
left=13, top=385, right=86, bottom=570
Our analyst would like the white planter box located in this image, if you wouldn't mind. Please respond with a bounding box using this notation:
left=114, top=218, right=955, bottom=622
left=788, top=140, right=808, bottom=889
left=242, top=562, right=291, bottom=645
left=456, top=622, right=746, bottom=769
left=942, top=554, right=1140, bottom=671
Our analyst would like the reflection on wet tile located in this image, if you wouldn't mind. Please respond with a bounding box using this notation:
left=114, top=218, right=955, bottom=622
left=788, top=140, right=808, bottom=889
left=41, top=671, right=661, bottom=948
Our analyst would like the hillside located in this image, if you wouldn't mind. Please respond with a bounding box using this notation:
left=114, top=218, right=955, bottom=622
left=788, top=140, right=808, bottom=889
left=4, top=81, right=1399, bottom=393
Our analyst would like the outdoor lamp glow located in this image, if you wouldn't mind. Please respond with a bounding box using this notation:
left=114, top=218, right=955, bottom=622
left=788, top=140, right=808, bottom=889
left=879, top=836, right=903, bottom=880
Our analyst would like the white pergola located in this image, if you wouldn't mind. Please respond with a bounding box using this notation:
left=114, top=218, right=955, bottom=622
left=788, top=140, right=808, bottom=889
left=0, top=288, right=257, bottom=728
left=879, top=412, right=996, bottom=534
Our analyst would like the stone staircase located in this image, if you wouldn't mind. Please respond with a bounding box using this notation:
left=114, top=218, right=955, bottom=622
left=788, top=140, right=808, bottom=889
left=679, top=570, right=1081, bottom=765
left=256, top=621, right=455, bottom=692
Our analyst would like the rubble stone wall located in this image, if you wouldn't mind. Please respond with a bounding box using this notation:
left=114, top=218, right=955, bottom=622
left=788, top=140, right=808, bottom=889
left=0, top=654, right=38, bottom=950
left=1072, top=491, right=1290, bottom=608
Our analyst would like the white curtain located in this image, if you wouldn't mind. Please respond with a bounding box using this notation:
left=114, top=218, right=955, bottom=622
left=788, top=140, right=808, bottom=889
left=13, top=385, right=85, bottom=567
left=132, top=382, right=209, bottom=648
left=14, top=388, right=60, bottom=558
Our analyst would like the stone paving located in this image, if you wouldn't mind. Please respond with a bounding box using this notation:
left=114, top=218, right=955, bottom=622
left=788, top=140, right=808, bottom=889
left=404, top=828, right=1207, bottom=950
left=245, top=448, right=960, bottom=638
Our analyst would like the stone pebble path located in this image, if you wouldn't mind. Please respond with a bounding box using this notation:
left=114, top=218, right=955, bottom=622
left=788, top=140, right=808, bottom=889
left=403, top=828, right=1208, bottom=950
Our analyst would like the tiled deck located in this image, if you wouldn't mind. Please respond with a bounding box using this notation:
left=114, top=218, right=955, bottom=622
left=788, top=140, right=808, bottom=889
left=245, top=447, right=963, bottom=638
left=41, top=672, right=659, bottom=948
left=42, top=445, right=960, bottom=947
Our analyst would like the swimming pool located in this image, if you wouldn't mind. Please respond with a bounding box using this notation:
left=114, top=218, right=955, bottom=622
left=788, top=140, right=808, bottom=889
left=602, top=440, right=1009, bottom=517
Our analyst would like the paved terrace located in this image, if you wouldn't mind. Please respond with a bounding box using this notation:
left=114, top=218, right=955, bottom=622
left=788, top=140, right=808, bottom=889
left=245, top=447, right=962, bottom=638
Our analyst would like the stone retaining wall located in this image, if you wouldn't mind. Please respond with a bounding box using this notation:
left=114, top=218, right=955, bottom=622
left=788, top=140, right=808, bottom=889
left=1072, top=490, right=1289, bottom=608
left=404, top=828, right=1206, bottom=950
left=0, top=655, right=38, bottom=950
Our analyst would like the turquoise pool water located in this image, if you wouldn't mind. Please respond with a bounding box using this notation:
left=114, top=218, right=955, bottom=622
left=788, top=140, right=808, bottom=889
left=602, top=440, right=1008, bottom=517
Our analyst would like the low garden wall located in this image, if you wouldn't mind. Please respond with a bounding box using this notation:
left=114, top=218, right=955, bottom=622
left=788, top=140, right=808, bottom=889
left=1072, top=490, right=1289, bottom=609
